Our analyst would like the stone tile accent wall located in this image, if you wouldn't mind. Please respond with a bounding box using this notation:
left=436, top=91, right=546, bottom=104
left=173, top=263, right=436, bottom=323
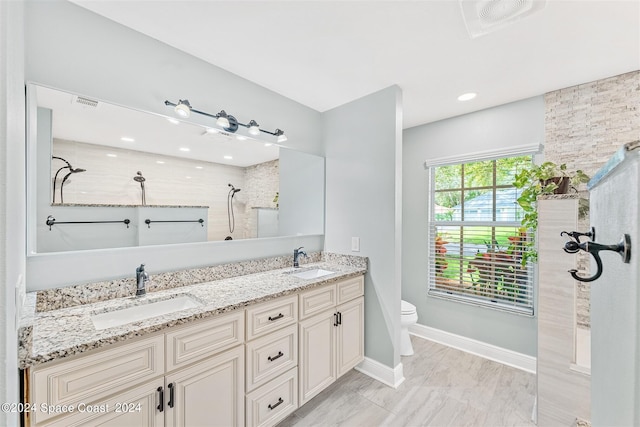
left=243, top=159, right=280, bottom=238
left=544, top=70, right=640, bottom=328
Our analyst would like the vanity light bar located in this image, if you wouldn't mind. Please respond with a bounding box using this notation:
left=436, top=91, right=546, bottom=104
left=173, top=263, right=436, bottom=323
left=164, top=99, right=287, bottom=143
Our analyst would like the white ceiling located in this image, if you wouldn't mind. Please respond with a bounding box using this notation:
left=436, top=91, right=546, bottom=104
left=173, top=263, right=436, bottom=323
left=70, top=0, right=639, bottom=129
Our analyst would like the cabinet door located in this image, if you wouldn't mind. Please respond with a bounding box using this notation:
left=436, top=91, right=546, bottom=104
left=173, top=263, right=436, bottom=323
left=336, top=297, right=364, bottom=377
left=298, top=308, right=336, bottom=405
left=165, top=345, right=244, bottom=427
left=32, top=335, right=164, bottom=425
left=41, top=379, right=164, bottom=427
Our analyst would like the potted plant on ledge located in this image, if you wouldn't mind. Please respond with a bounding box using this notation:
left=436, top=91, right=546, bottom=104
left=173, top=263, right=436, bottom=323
left=513, top=161, right=590, bottom=264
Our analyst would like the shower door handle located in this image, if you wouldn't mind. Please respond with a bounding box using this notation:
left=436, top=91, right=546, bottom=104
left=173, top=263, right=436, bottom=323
left=562, top=228, right=631, bottom=282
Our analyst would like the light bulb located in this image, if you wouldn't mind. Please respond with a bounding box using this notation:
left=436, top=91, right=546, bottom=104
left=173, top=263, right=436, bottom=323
left=216, top=110, right=230, bottom=128
left=248, top=120, right=260, bottom=136
left=174, top=100, right=191, bottom=117
left=275, top=129, right=287, bottom=143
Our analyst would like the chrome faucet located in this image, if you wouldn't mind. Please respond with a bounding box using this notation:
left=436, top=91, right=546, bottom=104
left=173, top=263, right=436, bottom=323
left=136, top=264, right=149, bottom=296
left=293, top=247, right=307, bottom=268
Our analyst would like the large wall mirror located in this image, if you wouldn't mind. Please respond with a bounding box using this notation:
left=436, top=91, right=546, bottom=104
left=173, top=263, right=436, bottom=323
left=27, top=83, right=325, bottom=253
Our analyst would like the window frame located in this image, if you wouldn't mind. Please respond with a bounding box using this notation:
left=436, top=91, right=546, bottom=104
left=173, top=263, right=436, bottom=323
left=426, top=152, right=537, bottom=316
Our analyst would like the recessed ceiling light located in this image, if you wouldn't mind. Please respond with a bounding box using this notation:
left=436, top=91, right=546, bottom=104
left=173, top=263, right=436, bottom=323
left=224, top=155, right=233, bottom=160
left=457, top=92, right=477, bottom=101
left=106, top=153, right=117, bottom=158
left=120, top=137, right=135, bottom=142
left=185, top=176, right=192, bottom=179
left=236, top=135, right=247, bottom=141
left=195, top=166, right=203, bottom=169
left=205, top=128, right=218, bottom=134
left=167, top=118, right=180, bottom=125
left=264, top=143, right=273, bottom=147
left=156, top=160, right=165, bottom=164
left=179, top=147, right=190, bottom=152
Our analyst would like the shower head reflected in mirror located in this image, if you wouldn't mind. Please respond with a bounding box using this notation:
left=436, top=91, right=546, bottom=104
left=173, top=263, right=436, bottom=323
left=133, top=171, right=146, bottom=206
left=228, top=183, right=241, bottom=195
left=52, top=156, right=86, bottom=204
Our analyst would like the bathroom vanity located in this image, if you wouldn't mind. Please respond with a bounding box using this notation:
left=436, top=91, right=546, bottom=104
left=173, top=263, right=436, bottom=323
left=19, top=255, right=366, bottom=427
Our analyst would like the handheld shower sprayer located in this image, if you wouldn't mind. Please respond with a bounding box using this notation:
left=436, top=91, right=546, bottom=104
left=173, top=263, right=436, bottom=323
left=226, top=183, right=242, bottom=239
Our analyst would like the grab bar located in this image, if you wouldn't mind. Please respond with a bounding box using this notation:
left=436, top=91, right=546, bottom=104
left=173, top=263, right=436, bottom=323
left=144, top=218, right=204, bottom=228
left=46, top=215, right=130, bottom=231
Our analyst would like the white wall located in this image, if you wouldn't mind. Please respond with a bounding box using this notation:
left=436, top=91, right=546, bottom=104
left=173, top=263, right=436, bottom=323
left=324, top=86, right=403, bottom=369
left=23, top=0, right=325, bottom=289
left=0, top=0, right=25, bottom=425
left=402, top=96, right=544, bottom=356
left=278, top=148, right=325, bottom=237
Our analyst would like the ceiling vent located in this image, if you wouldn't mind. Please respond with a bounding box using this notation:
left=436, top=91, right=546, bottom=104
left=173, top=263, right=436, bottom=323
left=201, top=130, right=234, bottom=141
left=460, top=0, right=547, bottom=38
left=73, top=95, right=100, bottom=109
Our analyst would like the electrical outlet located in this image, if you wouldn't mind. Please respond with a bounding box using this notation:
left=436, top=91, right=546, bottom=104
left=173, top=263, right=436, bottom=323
left=351, top=237, right=360, bottom=252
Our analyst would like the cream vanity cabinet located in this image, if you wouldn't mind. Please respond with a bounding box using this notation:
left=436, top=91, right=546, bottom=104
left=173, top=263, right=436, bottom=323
left=298, top=275, right=364, bottom=405
left=28, top=310, right=245, bottom=427
left=27, top=273, right=364, bottom=427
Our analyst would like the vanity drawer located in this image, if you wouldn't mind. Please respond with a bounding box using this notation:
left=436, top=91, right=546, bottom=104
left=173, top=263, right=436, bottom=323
left=299, top=284, right=336, bottom=320
left=166, top=310, right=244, bottom=371
left=337, top=275, right=365, bottom=305
left=246, top=324, right=297, bottom=392
left=246, top=295, right=297, bottom=341
left=31, top=335, right=164, bottom=425
left=246, top=367, right=298, bottom=427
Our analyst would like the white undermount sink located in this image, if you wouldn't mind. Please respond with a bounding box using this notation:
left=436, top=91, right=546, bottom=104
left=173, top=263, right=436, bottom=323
left=290, top=268, right=335, bottom=280
left=91, top=295, right=201, bottom=330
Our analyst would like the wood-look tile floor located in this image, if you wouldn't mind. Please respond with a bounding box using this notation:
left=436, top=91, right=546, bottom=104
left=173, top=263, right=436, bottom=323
left=279, top=335, right=536, bottom=427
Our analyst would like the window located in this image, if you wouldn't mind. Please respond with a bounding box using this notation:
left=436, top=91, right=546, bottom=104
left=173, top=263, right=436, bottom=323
left=428, top=155, right=534, bottom=315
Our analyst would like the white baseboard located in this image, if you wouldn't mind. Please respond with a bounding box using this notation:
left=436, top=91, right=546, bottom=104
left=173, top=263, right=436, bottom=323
left=355, top=357, right=405, bottom=388
left=410, top=323, right=536, bottom=374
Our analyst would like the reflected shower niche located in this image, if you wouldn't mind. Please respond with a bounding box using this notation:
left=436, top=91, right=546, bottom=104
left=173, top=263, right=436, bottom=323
left=28, top=84, right=325, bottom=253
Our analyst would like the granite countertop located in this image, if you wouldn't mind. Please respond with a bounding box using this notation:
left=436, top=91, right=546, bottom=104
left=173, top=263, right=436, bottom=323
left=19, top=261, right=366, bottom=369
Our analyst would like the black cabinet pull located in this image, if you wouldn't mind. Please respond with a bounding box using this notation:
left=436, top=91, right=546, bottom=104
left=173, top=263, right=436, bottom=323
left=268, top=397, right=284, bottom=410
left=268, top=351, right=284, bottom=362
left=337, top=312, right=342, bottom=325
left=157, top=387, right=164, bottom=412
left=168, top=382, right=175, bottom=408
left=334, top=312, right=338, bottom=327
left=268, top=313, right=284, bottom=321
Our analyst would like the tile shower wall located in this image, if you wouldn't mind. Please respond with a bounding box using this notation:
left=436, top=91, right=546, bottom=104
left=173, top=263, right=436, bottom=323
left=52, top=140, right=279, bottom=241
left=544, top=70, right=640, bottom=329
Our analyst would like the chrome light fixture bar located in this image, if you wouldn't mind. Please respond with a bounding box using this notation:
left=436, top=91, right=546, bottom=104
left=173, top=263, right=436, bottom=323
left=164, top=99, right=286, bottom=142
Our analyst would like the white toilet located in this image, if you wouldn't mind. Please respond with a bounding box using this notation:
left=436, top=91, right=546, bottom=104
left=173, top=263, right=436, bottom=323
left=400, top=300, right=418, bottom=356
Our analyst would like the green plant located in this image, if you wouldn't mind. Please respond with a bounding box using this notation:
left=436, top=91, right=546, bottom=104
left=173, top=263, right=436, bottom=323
left=513, top=162, right=589, bottom=264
